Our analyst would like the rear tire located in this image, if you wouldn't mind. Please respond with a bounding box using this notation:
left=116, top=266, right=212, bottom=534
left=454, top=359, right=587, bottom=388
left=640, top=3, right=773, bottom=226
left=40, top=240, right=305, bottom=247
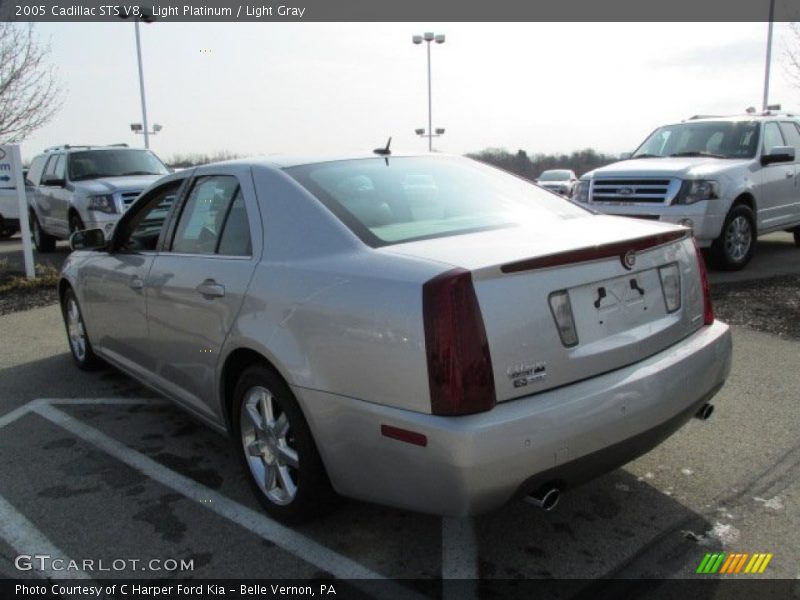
left=710, top=204, right=756, bottom=271
left=233, top=364, right=337, bottom=523
left=793, top=227, right=800, bottom=247
left=61, top=288, right=103, bottom=371
left=30, top=212, right=56, bottom=253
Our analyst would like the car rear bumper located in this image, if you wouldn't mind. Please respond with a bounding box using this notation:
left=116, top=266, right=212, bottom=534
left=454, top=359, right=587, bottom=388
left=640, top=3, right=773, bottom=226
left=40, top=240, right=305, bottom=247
left=295, top=320, right=732, bottom=516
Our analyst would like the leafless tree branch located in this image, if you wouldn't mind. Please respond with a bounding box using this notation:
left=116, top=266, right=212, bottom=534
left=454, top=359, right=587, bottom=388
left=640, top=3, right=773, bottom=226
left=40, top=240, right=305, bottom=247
left=0, top=23, right=63, bottom=144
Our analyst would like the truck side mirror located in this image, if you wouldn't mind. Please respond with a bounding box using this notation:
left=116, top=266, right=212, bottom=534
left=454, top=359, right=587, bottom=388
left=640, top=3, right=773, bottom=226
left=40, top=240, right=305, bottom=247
left=761, top=146, right=795, bottom=165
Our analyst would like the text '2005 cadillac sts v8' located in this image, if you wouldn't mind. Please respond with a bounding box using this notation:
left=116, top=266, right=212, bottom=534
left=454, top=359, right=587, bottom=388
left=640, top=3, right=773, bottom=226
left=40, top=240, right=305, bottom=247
left=59, top=153, right=732, bottom=521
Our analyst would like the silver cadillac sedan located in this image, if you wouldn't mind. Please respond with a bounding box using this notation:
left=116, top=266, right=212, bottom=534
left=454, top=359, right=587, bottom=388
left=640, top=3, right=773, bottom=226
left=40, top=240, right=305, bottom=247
left=59, top=153, right=732, bottom=522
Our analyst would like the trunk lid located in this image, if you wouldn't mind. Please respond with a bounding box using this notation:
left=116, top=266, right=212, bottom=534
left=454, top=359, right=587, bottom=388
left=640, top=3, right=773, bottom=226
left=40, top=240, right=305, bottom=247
left=380, top=215, right=706, bottom=402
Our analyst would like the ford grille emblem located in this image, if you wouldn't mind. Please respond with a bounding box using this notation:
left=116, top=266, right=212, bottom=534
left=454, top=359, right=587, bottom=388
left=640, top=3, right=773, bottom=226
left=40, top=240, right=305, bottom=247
left=618, top=186, right=634, bottom=196
left=621, top=250, right=636, bottom=270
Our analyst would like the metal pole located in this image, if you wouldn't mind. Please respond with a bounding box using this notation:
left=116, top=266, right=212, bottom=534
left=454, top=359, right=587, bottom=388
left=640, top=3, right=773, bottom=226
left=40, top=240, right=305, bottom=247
left=762, top=0, right=775, bottom=111
left=10, top=146, right=34, bottom=279
left=427, top=41, right=432, bottom=152
left=134, top=20, right=150, bottom=149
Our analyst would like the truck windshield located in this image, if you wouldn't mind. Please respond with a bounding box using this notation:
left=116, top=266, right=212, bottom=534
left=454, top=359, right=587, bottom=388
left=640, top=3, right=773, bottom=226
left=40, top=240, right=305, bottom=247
left=68, top=150, right=169, bottom=181
left=286, top=156, right=589, bottom=247
left=633, top=121, right=760, bottom=159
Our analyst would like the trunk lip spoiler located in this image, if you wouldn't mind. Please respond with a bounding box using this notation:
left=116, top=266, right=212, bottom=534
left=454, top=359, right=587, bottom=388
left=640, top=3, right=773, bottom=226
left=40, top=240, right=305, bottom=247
left=500, top=229, right=689, bottom=274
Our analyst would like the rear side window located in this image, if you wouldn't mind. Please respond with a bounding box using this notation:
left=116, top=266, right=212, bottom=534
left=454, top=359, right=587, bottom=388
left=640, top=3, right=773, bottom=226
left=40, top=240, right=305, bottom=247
left=286, top=156, right=588, bottom=247
left=171, top=176, right=249, bottom=255
left=762, top=122, right=785, bottom=152
left=778, top=122, right=800, bottom=157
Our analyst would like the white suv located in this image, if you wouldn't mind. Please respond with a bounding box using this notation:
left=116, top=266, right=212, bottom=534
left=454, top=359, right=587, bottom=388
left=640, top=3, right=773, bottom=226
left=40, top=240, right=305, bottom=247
left=574, top=114, right=800, bottom=269
left=26, top=144, right=169, bottom=252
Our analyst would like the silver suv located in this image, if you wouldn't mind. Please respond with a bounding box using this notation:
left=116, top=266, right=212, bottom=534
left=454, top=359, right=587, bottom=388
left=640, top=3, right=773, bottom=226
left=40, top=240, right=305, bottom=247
left=26, top=144, right=169, bottom=252
left=574, top=113, right=800, bottom=270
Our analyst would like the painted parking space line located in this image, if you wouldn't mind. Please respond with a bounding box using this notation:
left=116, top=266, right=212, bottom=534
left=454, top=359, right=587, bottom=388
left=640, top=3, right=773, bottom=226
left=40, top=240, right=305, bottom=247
left=32, top=402, right=426, bottom=600
left=0, top=494, right=91, bottom=581
left=0, top=398, right=165, bottom=430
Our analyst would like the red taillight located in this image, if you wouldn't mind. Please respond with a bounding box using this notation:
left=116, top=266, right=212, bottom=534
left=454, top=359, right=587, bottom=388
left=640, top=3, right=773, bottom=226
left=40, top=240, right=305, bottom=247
left=693, top=240, right=714, bottom=325
left=423, top=268, right=496, bottom=416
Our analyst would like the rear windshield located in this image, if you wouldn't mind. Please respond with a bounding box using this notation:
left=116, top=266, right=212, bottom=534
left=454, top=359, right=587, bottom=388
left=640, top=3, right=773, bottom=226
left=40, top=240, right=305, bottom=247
left=285, top=156, right=588, bottom=247
left=538, top=170, right=571, bottom=181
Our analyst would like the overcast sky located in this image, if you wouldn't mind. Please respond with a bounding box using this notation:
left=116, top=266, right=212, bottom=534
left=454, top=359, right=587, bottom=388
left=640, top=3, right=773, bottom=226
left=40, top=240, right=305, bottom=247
left=21, top=22, right=800, bottom=162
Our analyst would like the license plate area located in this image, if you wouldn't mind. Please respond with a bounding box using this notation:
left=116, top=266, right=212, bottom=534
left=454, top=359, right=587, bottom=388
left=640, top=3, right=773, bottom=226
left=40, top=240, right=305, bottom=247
left=569, top=268, right=666, bottom=337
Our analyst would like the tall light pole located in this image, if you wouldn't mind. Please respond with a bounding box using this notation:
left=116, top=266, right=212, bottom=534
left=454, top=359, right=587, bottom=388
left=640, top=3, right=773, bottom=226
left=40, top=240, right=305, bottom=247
left=121, top=10, right=155, bottom=148
left=413, top=32, right=445, bottom=152
left=134, top=19, right=150, bottom=148
left=762, top=0, right=775, bottom=111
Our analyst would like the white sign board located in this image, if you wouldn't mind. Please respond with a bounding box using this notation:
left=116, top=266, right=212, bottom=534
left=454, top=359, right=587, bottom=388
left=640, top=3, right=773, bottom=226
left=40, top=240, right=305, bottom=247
left=0, top=145, right=35, bottom=278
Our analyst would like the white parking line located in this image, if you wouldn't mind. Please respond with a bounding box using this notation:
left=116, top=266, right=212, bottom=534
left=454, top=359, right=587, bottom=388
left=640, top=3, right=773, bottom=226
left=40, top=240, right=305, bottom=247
left=0, top=493, right=91, bottom=580
left=33, top=402, right=424, bottom=600
left=442, top=517, right=479, bottom=595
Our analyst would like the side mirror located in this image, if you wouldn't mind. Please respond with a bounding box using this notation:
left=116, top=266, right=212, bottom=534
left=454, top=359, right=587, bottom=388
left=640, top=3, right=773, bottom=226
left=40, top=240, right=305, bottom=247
left=42, top=175, right=66, bottom=187
left=619, top=151, right=632, bottom=160
left=761, top=145, right=795, bottom=165
left=70, top=228, right=106, bottom=251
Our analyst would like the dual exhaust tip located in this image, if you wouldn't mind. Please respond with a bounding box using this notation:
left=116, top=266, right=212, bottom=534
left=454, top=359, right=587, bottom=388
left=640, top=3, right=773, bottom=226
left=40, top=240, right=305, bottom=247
left=523, top=403, right=715, bottom=512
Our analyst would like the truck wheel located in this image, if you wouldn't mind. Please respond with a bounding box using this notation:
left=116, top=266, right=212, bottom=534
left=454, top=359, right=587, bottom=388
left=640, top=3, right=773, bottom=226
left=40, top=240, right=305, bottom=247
left=69, top=213, right=86, bottom=235
left=710, top=205, right=755, bottom=271
left=793, top=227, right=800, bottom=247
left=233, top=364, right=338, bottom=523
left=30, top=212, right=56, bottom=252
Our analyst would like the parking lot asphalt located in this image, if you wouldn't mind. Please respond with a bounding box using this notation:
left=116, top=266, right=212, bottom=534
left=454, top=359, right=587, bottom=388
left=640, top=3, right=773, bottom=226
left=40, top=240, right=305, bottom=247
left=1, top=297, right=798, bottom=588
left=1, top=230, right=798, bottom=284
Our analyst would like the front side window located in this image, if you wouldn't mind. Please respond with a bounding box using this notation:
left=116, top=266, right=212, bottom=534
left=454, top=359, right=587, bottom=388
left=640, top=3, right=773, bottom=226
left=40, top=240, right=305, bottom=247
left=286, top=156, right=588, bottom=247
left=26, top=156, right=46, bottom=186
left=762, top=122, right=785, bottom=153
left=117, top=181, right=181, bottom=252
left=67, top=149, right=169, bottom=181
left=633, top=121, right=760, bottom=159
left=171, top=176, right=246, bottom=255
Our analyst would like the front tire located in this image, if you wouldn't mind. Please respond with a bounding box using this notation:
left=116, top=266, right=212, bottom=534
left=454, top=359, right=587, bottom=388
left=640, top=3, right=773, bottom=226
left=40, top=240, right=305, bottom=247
left=31, top=212, right=56, bottom=253
left=69, top=213, right=86, bottom=235
left=233, top=364, right=337, bottom=523
left=61, top=288, right=103, bottom=371
left=710, top=205, right=756, bottom=271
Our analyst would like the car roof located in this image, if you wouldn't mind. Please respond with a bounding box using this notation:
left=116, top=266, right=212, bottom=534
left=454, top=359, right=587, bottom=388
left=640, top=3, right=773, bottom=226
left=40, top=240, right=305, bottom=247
left=215, top=152, right=447, bottom=170
left=677, top=114, right=799, bottom=125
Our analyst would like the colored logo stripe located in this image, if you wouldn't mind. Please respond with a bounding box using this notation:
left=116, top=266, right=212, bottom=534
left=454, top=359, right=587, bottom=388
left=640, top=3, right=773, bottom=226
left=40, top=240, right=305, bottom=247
left=698, top=552, right=773, bottom=574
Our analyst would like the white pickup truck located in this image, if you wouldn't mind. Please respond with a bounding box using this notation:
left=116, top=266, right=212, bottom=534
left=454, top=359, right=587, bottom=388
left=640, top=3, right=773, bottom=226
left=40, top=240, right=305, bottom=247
left=574, top=113, right=800, bottom=270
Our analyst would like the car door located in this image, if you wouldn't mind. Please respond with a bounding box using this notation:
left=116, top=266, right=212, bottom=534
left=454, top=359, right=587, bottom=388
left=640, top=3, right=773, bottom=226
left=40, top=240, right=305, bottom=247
left=778, top=121, right=800, bottom=226
left=145, top=165, right=262, bottom=420
left=79, top=178, right=185, bottom=377
left=758, top=121, right=794, bottom=230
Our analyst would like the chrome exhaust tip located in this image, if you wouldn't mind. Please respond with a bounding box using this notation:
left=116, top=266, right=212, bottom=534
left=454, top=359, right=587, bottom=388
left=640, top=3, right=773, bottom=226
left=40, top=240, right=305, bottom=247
left=695, top=403, right=714, bottom=421
left=524, top=487, right=560, bottom=511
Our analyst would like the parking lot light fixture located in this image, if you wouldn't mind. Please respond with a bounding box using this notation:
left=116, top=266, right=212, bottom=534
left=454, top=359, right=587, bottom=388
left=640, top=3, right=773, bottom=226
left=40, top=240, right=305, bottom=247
left=412, top=31, right=446, bottom=152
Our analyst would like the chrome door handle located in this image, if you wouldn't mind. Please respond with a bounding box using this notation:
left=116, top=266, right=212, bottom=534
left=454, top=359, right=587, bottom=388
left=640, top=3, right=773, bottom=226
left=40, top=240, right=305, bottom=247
left=129, top=277, right=144, bottom=291
left=196, top=279, right=225, bottom=298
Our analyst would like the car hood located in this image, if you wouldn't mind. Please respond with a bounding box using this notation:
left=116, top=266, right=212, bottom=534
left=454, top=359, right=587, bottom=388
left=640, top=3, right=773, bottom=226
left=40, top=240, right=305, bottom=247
left=72, top=175, right=163, bottom=194
left=585, top=157, right=752, bottom=179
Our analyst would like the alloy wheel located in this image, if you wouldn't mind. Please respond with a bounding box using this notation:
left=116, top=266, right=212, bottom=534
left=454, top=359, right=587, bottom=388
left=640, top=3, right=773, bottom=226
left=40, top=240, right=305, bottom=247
left=240, top=386, right=299, bottom=506
left=65, top=297, right=87, bottom=362
left=724, top=215, right=752, bottom=263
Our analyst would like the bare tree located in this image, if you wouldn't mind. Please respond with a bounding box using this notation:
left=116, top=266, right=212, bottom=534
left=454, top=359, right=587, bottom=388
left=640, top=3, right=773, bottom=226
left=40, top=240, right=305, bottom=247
left=0, top=23, right=62, bottom=143
left=786, top=23, right=800, bottom=92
